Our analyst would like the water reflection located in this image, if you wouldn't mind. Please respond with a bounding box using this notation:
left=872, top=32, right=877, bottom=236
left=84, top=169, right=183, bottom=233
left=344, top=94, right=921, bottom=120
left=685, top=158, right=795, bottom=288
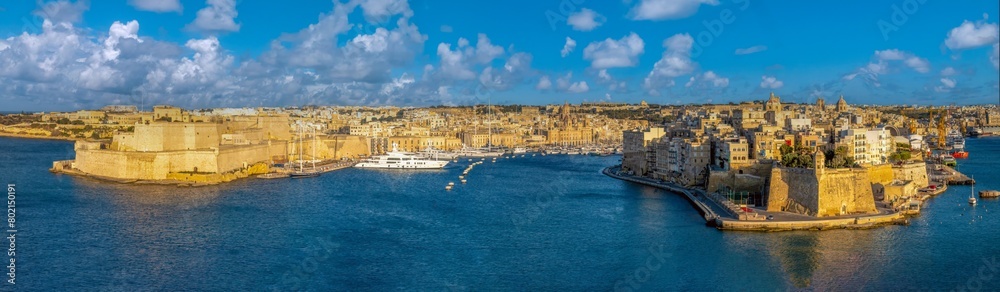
left=72, top=179, right=232, bottom=288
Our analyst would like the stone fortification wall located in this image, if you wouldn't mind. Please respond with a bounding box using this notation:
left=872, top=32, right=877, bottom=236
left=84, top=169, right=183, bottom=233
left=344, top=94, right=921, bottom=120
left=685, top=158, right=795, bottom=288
left=891, top=162, right=929, bottom=187
left=816, top=168, right=878, bottom=216
left=74, top=143, right=272, bottom=180
left=766, top=167, right=820, bottom=215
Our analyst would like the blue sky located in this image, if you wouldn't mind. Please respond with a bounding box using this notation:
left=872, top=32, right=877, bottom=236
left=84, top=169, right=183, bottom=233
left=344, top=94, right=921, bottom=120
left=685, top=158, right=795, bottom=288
left=0, top=0, right=997, bottom=111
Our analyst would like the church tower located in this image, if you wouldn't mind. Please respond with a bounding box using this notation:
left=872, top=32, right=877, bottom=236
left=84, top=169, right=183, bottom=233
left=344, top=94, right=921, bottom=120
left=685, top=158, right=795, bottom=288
left=836, top=95, right=849, bottom=112
left=816, top=97, right=825, bottom=111
left=765, top=92, right=782, bottom=112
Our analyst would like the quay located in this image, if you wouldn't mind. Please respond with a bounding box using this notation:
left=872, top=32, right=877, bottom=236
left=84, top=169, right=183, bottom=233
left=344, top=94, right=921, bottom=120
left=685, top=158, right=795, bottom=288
left=604, top=165, right=911, bottom=231
left=928, top=163, right=976, bottom=185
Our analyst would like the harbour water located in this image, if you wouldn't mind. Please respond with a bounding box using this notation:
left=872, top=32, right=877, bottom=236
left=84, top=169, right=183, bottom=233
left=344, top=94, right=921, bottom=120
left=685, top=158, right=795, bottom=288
left=2, top=136, right=999, bottom=290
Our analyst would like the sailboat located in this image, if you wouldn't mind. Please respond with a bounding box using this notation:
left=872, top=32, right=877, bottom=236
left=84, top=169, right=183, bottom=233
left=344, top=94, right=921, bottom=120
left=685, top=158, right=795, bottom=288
left=291, top=122, right=320, bottom=178
left=969, top=176, right=977, bottom=205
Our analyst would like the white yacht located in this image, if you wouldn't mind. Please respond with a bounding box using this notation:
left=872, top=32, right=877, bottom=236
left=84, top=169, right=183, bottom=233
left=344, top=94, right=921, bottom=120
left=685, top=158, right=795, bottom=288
left=454, top=145, right=504, bottom=158
left=417, top=146, right=459, bottom=161
left=356, top=145, right=449, bottom=169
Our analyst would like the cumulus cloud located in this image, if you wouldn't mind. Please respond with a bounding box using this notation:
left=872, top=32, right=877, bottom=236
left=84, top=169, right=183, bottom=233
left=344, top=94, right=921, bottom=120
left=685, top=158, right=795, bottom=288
left=944, top=19, right=999, bottom=50
left=643, top=33, right=697, bottom=93
left=128, top=0, right=182, bottom=13
left=1, top=0, right=540, bottom=109
left=34, top=0, right=89, bottom=24
left=536, top=76, right=552, bottom=90
left=759, top=75, right=783, bottom=89
left=188, top=0, right=240, bottom=33
left=358, top=0, right=413, bottom=22
left=846, top=49, right=930, bottom=87
left=567, top=81, right=589, bottom=93
left=435, top=34, right=505, bottom=80
left=567, top=8, right=605, bottom=31
left=685, top=71, right=729, bottom=88
left=561, top=37, right=576, bottom=57
left=582, top=32, right=644, bottom=69
left=597, top=69, right=612, bottom=83
left=628, top=0, right=719, bottom=21
left=735, top=45, right=767, bottom=55
left=940, top=67, right=957, bottom=76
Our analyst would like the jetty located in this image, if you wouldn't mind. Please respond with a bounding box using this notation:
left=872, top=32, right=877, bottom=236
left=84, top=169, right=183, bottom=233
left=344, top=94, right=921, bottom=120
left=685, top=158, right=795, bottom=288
left=928, top=163, right=975, bottom=185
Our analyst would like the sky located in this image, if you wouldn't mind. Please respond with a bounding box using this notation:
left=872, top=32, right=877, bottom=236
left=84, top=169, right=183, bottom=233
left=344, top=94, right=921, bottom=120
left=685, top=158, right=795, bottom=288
left=0, top=0, right=997, bottom=111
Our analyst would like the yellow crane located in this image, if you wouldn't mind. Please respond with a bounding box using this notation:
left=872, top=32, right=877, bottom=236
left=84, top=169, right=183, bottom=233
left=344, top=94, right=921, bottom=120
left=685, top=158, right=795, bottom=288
left=937, top=111, right=947, bottom=148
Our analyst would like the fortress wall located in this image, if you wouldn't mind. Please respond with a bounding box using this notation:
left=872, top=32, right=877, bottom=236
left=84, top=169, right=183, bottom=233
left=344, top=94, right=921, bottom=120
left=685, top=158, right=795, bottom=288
left=892, top=162, right=929, bottom=187
left=767, top=168, right=820, bottom=214
left=217, top=145, right=271, bottom=173
left=866, top=164, right=895, bottom=185
left=75, top=150, right=164, bottom=180
left=816, top=169, right=877, bottom=217
left=163, top=150, right=219, bottom=174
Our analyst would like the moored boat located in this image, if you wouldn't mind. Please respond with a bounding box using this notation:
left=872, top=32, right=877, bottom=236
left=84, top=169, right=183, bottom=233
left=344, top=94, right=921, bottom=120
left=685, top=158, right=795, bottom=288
left=356, top=144, right=449, bottom=169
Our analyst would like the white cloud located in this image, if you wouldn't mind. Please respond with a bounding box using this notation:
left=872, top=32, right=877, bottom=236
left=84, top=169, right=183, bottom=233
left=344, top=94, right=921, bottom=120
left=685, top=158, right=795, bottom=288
left=567, top=8, right=605, bottom=31
left=643, top=33, right=696, bottom=93
left=849, top=49, right=931, bottom=87
left=736, top=45, right=767, bottom=55
left=536, top=76, right=552, bottom=90
left=735, top=45, right=767, bottom=55
left=628, top=0, right=720, bottom=21
left=435, top=33, right=505, bottom=80
left=759, top=75, right=783, bottom=89
left=941, top=67, right=957, bottom=76
left=685, top=71, right=728, bottom=88
left=358, top=0, right=413, bottom=22
left=597, top=69, right=612, bottom=82
left=935, top=77, right=957, bottom=92
left=903, top=56, right=930, bottom=73
left=582, top=32, right=644, bottom=69
left=128, top=0, right=182, bottom=13
left=34, top=0, right=89, bottom=24
left=944, top=19, right=999, bottom=50
left=940, top=78, right=956, bottom=88
left=561, top=37, right=576, bottom=57
left=188, top=0, right=240, bottom=33
left=992, top=43, right=999, bottom=69
left=567, top=81, right=589, bottom=93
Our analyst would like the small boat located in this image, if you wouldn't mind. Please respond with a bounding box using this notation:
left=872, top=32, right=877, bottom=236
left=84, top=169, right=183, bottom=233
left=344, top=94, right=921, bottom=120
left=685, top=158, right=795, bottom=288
left=461, top=179, right=467, bottom=184
left=969, top=179, right=977, bottom=205
left=981, top=190, right=1000, bottom=198
left=952, top=151, right=968, bottom=159
left=290, top=170, right=321, bottom=178
left=445, top=185, right=453, bottom=191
